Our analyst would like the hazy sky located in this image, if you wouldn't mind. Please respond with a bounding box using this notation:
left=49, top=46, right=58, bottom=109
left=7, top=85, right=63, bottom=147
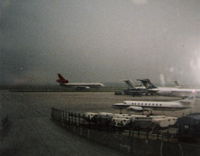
left=1, top=0, right=200, bottom=85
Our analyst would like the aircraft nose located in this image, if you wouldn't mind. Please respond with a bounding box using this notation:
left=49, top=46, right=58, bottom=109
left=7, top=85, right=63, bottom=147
left=112, top=103, right=124, bottom=107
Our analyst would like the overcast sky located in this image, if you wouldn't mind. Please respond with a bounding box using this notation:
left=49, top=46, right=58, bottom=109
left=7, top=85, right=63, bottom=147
left=1, top=0, right=200, bottom=85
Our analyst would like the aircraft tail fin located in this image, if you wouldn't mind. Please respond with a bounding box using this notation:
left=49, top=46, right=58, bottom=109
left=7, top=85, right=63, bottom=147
left=137, top=79, right=157, bottom=89
left=56, top=73, right=69, bottom=84
left=124, top=80, right=135, bottom=89
left=174, top=80, right=180, bottom=88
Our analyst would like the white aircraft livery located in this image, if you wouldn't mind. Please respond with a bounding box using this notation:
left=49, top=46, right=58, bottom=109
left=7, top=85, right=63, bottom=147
left=112, top=96, right=195, bottom=112
left=56, top=73, right=104, bottom=89
left=138, top=79, right=200, bottom=97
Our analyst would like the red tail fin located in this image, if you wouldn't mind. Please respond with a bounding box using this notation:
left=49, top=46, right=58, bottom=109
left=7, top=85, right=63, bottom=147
left=56, top=73, right=69, bottom=84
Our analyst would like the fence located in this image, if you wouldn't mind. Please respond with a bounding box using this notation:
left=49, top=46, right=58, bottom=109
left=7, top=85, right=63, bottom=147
left=50, top=107, right=188, bottom=156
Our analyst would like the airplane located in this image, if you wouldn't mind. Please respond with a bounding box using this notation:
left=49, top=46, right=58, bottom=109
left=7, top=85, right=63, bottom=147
left=116, top=80, right=155, bottom=96
left=112, top=96, right=195, bottom=112
left=137, top=79, right=200, bottom=97
left=124, top=80, right=146, bottom=89
left=56, top=73, right=104, bottom=89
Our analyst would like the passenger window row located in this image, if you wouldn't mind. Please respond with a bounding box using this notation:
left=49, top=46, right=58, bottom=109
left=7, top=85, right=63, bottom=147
left=132, top=103, right=162, bottom=106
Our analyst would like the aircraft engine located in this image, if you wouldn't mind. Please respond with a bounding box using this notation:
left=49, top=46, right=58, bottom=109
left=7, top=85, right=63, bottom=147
left=127, top=106, right=143, bottom=112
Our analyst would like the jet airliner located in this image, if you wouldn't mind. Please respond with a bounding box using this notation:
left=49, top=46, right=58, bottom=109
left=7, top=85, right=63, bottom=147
left=138, top=79, right=200, bottom=97
left=56, top=73, right=104, bottom=89
left=112, top=96, right=195, bottom=112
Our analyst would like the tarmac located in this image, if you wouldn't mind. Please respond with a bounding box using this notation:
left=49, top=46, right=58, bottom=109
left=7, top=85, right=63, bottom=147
left=0, top=91, right=199, bottom=156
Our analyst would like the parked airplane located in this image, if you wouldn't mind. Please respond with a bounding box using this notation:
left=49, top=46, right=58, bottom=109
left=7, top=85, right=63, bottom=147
left=121, top=80, right=149, bottom=95
left=137, top=79, right=200, bottom=97
left=56, top=73, right=104, bottom=89
left=112, top=96, right=195, bottom=112
left=124, top=80, right=145, bottom=89
left=115, top=80, right=155, bottom=96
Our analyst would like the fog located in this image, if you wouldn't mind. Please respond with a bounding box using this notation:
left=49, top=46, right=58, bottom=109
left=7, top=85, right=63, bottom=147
left=1, top=0, right=200, bottom=85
